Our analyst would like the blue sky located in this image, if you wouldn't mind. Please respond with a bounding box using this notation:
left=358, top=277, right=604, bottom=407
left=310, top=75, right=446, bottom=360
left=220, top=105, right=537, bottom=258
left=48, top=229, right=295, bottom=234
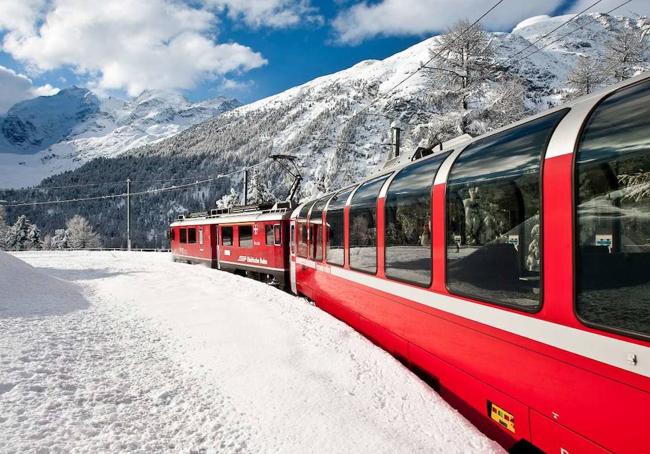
left=0, top=0, right=642, bottom=110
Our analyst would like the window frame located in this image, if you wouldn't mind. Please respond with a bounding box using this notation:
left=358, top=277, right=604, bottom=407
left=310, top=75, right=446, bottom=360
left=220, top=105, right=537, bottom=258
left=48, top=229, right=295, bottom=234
left=325, top=187, right=355, bottom=267
left=384, top=153, right=450, bottom=288
left=221, top=226, right=233, bottom=246
left=238, top=224, right=253, bottom=248
left=308, top=197, right=329, bottom=262
left=349, top=174, right=391, bottom=275
left=273, top=224, right=282, bottom=246
left=265, top=224, right=274, bottom=246
left=180, top=228, right=187, bottom=244
left=572, top=79, right=650, bottom=342
left=444, top=109, right=569, bottom=314
left=188, top=227, right=197, bottom=244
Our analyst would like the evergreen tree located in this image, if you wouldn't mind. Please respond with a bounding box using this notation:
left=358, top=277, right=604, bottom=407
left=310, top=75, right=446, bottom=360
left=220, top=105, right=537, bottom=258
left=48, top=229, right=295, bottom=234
left=51, top=229, right=69, bottom=249
left=26, top=223, right=42, bottom=250
left=66, top=215, right=102, bottom=249
left=0, top=205, right=8, bottom=250
left=5, top=215, right=30, bottom=251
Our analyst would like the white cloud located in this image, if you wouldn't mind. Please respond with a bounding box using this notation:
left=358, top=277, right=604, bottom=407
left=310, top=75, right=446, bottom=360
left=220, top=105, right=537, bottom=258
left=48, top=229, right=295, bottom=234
left=204, top=0, right=322, bottom=28
left=0, top=65, right=58, bottom=114
left=0, top=0, right=268, bottom=96
left=332, top=0, right=566, bottom=44
left=570, top=0, right=650, bottom=17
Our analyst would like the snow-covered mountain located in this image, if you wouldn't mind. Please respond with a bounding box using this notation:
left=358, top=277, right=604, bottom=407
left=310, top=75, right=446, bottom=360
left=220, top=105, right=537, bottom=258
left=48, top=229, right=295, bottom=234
left=0, top=88, right=240, bottom=188
left=2, top=12, right=649, bottom=248
left=129, top=13, right=650, bottom=198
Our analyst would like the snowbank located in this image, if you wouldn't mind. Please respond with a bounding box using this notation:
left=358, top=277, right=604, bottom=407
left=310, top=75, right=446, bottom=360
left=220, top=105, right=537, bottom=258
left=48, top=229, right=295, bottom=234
left=3, top=251, right=503, bottom=453
left=0, top=251, right=88, bottom=317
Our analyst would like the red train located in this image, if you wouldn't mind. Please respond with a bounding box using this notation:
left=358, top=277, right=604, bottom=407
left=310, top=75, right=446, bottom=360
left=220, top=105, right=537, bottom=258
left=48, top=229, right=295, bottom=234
left=169, top=202, right=292, bottom=288
left=171, top=73, right=650, bottom=453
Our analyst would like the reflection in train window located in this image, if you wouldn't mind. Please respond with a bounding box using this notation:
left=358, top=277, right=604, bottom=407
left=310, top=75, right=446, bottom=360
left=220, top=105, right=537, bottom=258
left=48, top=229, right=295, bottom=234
left=222, top=226, right=233, bottom=246
left=446, top=109, right=567, bottom=310
left=297, top=222, right=308, bottom=258
left=385, top=153, right=449, bottom=286
left=309, top=197, right=329, bottom=261
left=350, top=175, right=390, bottom=274
left=326, top=189, right=353, bottom=266
left=576, top=79, right=650, bottom=338
left=188, top=227, right=197, bottom=244
left=239, top=225, right=253, bottom=248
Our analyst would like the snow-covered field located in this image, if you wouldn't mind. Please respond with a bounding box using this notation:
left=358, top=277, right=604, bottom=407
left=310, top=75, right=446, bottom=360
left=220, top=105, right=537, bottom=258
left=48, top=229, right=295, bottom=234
left=0, top=251, right=502, bottom=453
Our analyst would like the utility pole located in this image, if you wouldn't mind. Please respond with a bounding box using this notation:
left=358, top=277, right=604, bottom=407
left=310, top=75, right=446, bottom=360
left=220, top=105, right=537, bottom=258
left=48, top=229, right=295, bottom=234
left=126, top=178, right=131, bottom=251
left=391, top=120, right=402, bottom=158
left=243, top=169, right=249, bottom=205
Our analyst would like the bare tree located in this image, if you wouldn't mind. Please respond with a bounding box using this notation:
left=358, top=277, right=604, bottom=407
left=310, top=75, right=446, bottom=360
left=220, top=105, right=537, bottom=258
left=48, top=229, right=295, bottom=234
left=603, top=27, right=648, bottom=82
left=66, top=215, right=102, bottom=249
left=566, top=56, right=607, bottom=98
left=428, top=19, right=495, bottom=115
left=487, top=76, right=528, bottom=128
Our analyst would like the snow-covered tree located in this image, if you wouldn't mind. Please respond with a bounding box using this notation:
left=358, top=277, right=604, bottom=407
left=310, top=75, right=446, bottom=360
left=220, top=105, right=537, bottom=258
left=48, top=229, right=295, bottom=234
left=0, top=205, right=8, bottom=250
left=486, top=77, right=528, bottom=128
left=51, top=229, right=69, bottom=249
left=566, top=56, right=607, bottom=99
left=26, top=223, right=42, bottom=250
left=66, top=215, right=102, bottom=249
left=5, top=215, right=31, bottom=251
left=603, top=27, right=648, bottom=82
left=43, top=234, right=53, bottom=250
left=428, top=19, right=495, bottom=119
left=216, top=188, right=240, bottom=209
left=249, top=169, right=275, bottom=204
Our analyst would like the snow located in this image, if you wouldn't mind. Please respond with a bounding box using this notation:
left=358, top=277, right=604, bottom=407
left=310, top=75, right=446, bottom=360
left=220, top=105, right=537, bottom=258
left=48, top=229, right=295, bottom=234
left=0, top=251, right=503, bottom=453
left=0, top=90, right=239, bottom=188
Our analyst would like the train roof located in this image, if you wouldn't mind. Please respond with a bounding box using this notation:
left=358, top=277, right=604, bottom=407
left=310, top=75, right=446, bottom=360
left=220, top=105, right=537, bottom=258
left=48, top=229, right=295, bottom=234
left=291, top=71, right=650, bottom=221
left=171, top=201, right=293, bottom=227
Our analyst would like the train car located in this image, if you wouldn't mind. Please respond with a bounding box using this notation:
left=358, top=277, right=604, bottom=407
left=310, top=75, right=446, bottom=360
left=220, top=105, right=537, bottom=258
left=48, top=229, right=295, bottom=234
left=169, top=202, right=293, bottom=288
left=289, top=73, right=650, bottom=453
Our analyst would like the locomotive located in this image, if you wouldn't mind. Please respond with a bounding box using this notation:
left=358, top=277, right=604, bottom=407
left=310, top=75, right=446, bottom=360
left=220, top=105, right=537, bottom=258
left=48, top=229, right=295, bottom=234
left=170, top=72, right=650, bottom=453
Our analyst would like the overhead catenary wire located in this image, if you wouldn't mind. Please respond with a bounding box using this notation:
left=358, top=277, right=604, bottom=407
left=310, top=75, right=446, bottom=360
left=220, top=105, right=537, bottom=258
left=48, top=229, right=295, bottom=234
left=1, top=0, right=509, bottom=207
left=509, top=0, right=633, bottom=65
left=1, top=159, right=271, bottom=207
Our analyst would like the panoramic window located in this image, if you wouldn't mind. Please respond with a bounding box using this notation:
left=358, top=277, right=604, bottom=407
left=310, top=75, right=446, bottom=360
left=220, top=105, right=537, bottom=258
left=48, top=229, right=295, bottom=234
left=297, top=202, right=314, bottom=258
left=385, top=153, right=449, bottom=286
left=239, top=225, right=253, bottom=248
left=350, top=175, right=390, bottom=274
left=265, top=225, right=274, bottom=245
left=326, top=189, right=353, bottom=266
left=576, top=80, right=650, bottom=338
left=446, top=110, right=567, bottom=310
left=222, top=226, right=233, bottom=246
left=297, top=222, right=308, bottom=257
left=180, top=228, right=187, bottom=244
left=309, top=197, right=329, bottom=261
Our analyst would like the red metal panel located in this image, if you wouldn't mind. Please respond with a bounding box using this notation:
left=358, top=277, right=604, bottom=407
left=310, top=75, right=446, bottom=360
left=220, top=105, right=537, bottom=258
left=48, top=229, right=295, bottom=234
left=432, top=183, right=447, bottom=293
left=305, top=268, right=650, bottom=453
left=530, top=410, right=611, bottom=454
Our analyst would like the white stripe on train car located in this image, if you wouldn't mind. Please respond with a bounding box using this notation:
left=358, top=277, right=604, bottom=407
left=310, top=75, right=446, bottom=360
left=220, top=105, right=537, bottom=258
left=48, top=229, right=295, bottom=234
left=218, top=259, right=286, bottom=272
left=296, top=258, right=650, bottom=378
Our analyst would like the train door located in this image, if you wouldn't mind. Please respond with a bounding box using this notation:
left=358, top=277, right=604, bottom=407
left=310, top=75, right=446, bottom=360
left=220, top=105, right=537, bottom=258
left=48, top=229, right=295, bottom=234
left=211, top=224, right=219, bottom=268
left=290, top=221, right=297, bottom=294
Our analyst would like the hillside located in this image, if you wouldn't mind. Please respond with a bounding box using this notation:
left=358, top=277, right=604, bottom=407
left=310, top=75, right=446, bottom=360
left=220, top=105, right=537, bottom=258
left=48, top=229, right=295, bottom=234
left=0, top=88, right=240, bottom=188
left=2, top=12, right=649, bottom=247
